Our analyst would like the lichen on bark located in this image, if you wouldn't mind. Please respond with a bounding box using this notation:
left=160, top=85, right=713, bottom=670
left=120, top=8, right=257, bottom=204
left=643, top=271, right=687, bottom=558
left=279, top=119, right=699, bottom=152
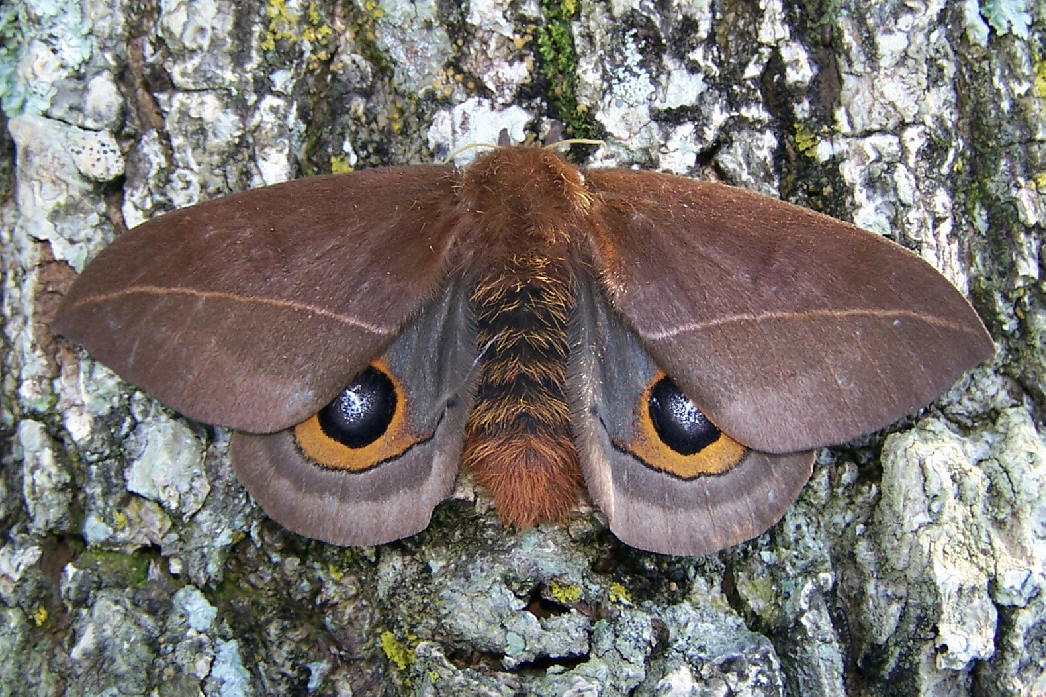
left=1, top=0, right=1043, bottom=696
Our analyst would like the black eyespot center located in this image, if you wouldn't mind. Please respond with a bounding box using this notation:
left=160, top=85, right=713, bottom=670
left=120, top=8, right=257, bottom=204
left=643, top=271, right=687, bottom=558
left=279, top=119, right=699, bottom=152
left=648, top=376, right=720, bottom=455
left=318, top=366, right=397, bottom=448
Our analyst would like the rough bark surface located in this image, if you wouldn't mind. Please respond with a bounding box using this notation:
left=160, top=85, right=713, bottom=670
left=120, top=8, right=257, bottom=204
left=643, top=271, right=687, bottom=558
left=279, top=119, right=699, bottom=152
left=1, top=1, right=1044, bottom=696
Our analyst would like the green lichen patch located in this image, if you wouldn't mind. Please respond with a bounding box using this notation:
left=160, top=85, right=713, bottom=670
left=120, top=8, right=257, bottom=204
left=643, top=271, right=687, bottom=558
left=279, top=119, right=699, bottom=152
left=793, top=123, right=821, bottom=158
left=329, top=154, right=353, bottom=174
left=261, top=0, right=297, bottom=51
left=548, top=579, right=581, bottom=604
left=343, top=0, right=393, bottom=77
left=1033, top=51, right=1046, bottom=101
left=261, top=0, right=335, bottom=69
left=380, top=630, right=415, bottom=670
left=30, top=605, right=48, bottom=627
left=608, top=581, right=632, bottom=605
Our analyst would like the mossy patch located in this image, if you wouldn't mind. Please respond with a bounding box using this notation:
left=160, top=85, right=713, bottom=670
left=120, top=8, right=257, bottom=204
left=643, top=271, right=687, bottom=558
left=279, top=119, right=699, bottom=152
left=803, top=0, right=844, bottom=32
left=534, top=0, right=598, bottom=138
left=80, top=549, right=150, bottom=587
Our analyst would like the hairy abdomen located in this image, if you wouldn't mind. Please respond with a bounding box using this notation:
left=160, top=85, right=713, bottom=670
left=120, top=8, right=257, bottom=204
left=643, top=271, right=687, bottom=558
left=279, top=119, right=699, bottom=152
left=463, top=254, right=581, bottom=526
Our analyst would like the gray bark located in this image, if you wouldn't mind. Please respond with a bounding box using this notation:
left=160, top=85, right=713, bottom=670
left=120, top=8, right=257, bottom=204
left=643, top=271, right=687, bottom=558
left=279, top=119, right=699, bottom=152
left=1, top=0, right=1044, bottom=695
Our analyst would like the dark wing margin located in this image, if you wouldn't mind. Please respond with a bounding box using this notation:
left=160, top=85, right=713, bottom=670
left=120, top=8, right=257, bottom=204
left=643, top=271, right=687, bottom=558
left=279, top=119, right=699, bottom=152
left=582, top=169, right=994, bottom=453
left=54, top=166, right=463, bottom=433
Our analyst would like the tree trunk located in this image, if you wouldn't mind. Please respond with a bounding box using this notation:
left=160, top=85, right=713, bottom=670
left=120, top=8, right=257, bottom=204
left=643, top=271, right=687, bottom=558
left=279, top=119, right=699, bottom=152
left=1, top=0, right=1043, bottom=695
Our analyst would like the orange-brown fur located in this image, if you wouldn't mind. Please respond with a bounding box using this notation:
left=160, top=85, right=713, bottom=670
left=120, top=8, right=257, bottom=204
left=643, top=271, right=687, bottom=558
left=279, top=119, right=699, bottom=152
left=463, top=431, right=580, bottom=526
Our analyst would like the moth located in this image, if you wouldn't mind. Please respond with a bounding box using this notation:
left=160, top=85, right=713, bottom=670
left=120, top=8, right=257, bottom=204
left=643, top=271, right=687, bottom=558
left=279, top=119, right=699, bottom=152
left=54, top=144, right=993, bottom=555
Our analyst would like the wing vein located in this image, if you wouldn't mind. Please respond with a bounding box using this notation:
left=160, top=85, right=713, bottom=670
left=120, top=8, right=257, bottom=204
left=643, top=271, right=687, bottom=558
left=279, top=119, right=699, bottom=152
left=643, top=307, right=976, bottom=340
left=66, top=285, right=394, bottom=335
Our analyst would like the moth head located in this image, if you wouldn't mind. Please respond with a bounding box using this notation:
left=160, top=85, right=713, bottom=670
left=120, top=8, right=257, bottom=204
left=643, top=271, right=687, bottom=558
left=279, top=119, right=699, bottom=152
left=462, top=147, right=590, bottom=229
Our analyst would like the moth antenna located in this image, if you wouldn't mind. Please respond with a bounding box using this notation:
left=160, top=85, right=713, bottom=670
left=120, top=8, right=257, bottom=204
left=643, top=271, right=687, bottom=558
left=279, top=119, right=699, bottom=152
left=543, top=138, right=606, bottom=151
left=441, top=142, right=499, bottom=165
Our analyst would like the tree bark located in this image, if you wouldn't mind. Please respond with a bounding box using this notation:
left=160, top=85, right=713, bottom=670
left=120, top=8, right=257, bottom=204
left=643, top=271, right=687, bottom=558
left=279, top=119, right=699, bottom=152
left=1, top=0, right=1043, bottom=695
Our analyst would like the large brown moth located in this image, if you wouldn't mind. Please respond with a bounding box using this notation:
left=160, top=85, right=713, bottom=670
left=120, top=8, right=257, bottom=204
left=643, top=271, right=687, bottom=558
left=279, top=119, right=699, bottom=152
left=54, top=143, right=993, bottom=555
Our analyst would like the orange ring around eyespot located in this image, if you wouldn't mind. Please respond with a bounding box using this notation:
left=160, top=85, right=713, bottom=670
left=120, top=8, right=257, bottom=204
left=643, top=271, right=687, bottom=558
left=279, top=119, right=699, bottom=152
left=625, top=371, right=748, bottom=479
left=293, top=359, right=421, bottom=471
